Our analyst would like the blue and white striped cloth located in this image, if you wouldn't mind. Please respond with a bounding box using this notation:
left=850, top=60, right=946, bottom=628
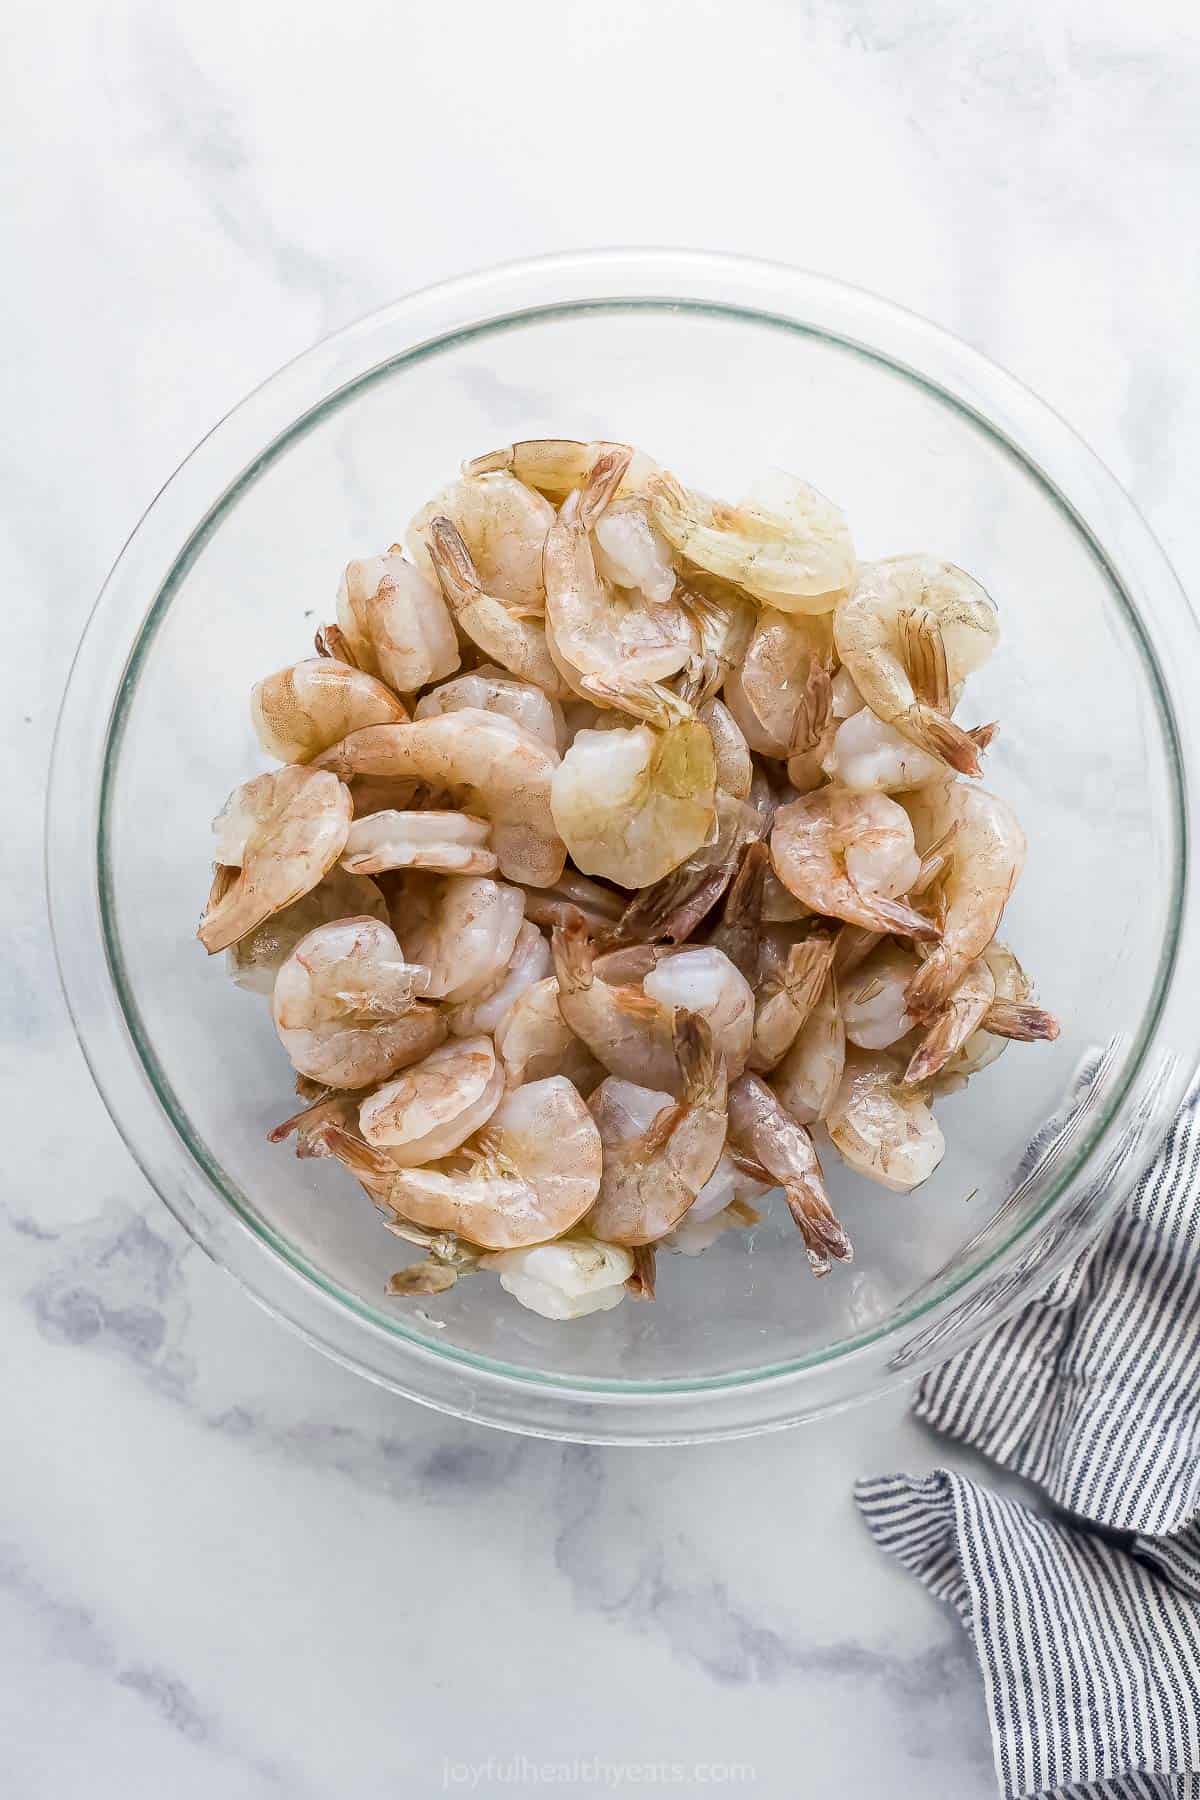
left=857, top=1093, right=1200, bottom=1800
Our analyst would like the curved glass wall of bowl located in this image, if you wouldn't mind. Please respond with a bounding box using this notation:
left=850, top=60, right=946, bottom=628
left=48, top=252, right=1199, bottom=1441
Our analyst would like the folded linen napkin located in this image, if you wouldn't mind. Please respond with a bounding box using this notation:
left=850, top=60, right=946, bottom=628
left=857, top=1093, right=1200, bottom=1800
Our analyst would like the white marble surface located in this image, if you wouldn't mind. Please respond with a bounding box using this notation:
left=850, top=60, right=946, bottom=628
left=8, top=2, right=1199, bottom=1794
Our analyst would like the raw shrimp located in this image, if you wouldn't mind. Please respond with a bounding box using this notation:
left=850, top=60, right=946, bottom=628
left=615, top=792, right=764, bottom=947
left=325, top=1076, right=603, bottom=1251
left=684, top=1148, right=770, bottom=1227
left=833, top=556, right=998, bottom=775
left=462, top=438, right=657, bottom=502
left=901, top=780, right=1026, bottom=1016
left=650, top=469, right=856, bottom=612
left=553, top=915, right=752, bottom=1092
left=228, top=866, right=388, bottom=994
left=593, top=496, right=679, bottom=603
left=268, top=1084, right=362, bottom=1159
left=390, top=872, right=525, bottom=1001
left=542, top=452, right=698, bottom=725
left=493, top=975, right=602, bottom=1092
left=749, top=930, right=836, bottom=1072
left=727, top=1074, right=853, bottom=1275
left=426, top=518, right=568, bottom=698
left=722, top=609, right=835, bottom=759
left=902, top=956, right=996, bottom=1086
left=336, top=552, right=460, bottom=694
left=769, top=974, right=845, bottom=1125
left=271, top=916, right=439, bottom=1089
left=841, top=941, right=921, bottom=1050
left=550, top=720, right=716, bottom=889
left=825, top=1048, right=945, bottom=1191
left=586, top=1014, right=728, bottom=1245
left=358, top=1035, right=505, bottom=1162
left=198, top=766, right=352, bottom=954
left=821, top=705, right=947, bottom=793
left=341, top=810, right=496, bottom=877
left=251, top=658, right=408, bottom=764
left=479, top=1235, right=634, bottom=1320
left=445, top=920, right=552, bottom=1037
left=518, top=869, right=625, bottom=935
left=312, top=708, right=565, bottom=888
left=407, top=473, right=556, bottom=615
left=700, top=698, right=752, bottom=800
left=770, top=788, right=940, bottom=938
left=415, top=666, right=566, bottom=752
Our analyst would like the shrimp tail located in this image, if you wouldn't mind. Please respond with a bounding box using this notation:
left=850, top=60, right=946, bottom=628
left=386, top=1260, right=460, bottom=1297
left=898, top=605, right=951, bottom=712
left=833, top=923, right=881, bottom=977
left=580, top=674, right=693, bottom=729
left=902, top=1013, right=966, bottom=1088
left=907, top=705, right=983, bottom=777
left=780, top=935, right=836, bottom=1016
left=969, top=721, right=999, bottom=755
left=426, top=517, right=480, bottom=611
left=550, top=909, right=595, bottom=996
left=982, top=1000, right=1061, bottom=1042
left=783, top=1178, right=854, bottom=1278
left=673, top=1010, right=721, bottom=1105
left=854, top=889, right=943, bottom=942
left=316, top=1124, right=397, bottom=1181
left=788, top=656, right=834, bottom=757
left=577, top=445, right=633, bottom=529
left=314, top=622, right=361, bottom=666
left=626, top=1243, right=657, bottom=1301
left=905, top=949, right=959, bottom=1020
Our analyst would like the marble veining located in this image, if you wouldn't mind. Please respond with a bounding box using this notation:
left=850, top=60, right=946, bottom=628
left=9, top=1, right=1198, bottom=1793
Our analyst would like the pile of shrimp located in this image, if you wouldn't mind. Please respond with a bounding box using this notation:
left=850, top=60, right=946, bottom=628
left=197, top=437, right=1060, bottom=1321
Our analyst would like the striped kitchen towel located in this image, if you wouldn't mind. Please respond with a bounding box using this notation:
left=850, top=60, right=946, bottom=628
left=856, top=1091, right=1200, bottom=1800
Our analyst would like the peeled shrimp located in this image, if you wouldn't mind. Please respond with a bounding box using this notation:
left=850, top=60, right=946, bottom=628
left=770, top=788, right=939, bottom=939
left=407, top=473, right=556, bottom=615
left=462, top=438, right=657, bottom=502
left=825, top=1048, right=945, bottom=1191
left=479, top=1235, right=634, bottom=1320
left=586, top=1014, right=728, bottom=1245
left=494, top=974, right=602, bottom=1092
left=542, top=452, right=697, bottom=726
left=228, top=866, right=387, bottom=994
left=327, top=1076, right=603, bottom=1251
left=553, top=916, right=752, bottom=1093
left=821, top=704, right=948, bottom=793
left=674, top=576, right=757, bottom=706
left=426, top=517, right=568, bottom=698
left=901, top=779, right=1026, bottom=1016
left=727, top=1074, right=853, bottom=1275
left=749, top=930, right=836, bottom=1072
left=723, top=609, right=834, bottom=759
left=445, top=920, right=552, bottom=1037
left=341, top=810, right=496, bottom=877
left=902, top=957, right=997, bottom=1087
left=769, top=973, right=845, bottom=1125
left=358, top=1035, right=505, bottom=1162
left=833, top=556, right=998, bottom=775
left=251, top=658, right=408, bottom=765
left=312, top=709, right=565, bottom=888
left=336, top=552, right=459, bottom=695
left=271, top=916, right=438, bottom=1089
left=198, top=766, right=352, bottom=954
left=390, top=872, right=525, bottom=1001
left=841, top=941, right=921, bottom=1050
left=550, top=720, right=716, bottom=889
left=415, top=666, right=565, bottom=752
left=650, top=469, right=855, bottom=612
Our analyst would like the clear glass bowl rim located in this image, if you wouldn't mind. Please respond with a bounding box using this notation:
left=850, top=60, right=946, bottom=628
left=47, top=249, right=1200, bottom=1443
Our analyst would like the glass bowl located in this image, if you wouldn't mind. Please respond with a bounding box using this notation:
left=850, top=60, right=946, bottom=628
left=48, top=251, right=1200, bottom=1442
